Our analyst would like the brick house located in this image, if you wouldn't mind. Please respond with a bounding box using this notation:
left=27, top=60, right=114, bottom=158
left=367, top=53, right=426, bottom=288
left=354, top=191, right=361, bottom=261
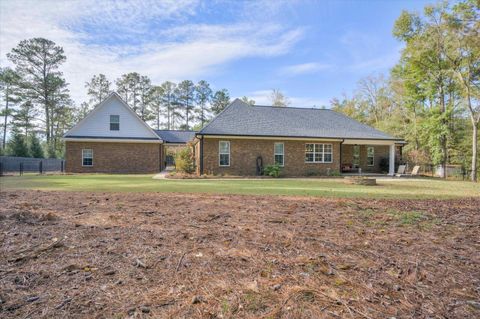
left=193, top=99, right=405, bottom=176
left=64, top=93, right=404, bottom=175
left=63, top=92, right=194, bottom=173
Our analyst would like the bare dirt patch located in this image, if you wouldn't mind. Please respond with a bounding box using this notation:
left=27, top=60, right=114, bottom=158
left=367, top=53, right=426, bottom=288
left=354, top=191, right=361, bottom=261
left=0, top=191, right=479, bottom=318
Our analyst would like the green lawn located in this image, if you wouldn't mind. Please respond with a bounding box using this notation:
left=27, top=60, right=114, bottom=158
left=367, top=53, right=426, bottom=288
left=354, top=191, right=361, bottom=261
left=1, top=174, right=479, bottom=199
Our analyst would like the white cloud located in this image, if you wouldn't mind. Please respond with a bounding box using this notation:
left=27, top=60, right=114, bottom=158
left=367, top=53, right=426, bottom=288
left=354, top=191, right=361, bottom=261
left=0, top=0, right=303, bottom=104
left=279, top=62, right=331, bottom=76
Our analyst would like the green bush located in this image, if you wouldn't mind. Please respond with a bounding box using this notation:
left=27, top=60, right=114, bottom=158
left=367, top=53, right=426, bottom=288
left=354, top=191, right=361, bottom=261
left=263, top=164, right=281, bottom=177
left=175, top=147, right=195, bottom=174
left=329, top=169, right=342, bottom=176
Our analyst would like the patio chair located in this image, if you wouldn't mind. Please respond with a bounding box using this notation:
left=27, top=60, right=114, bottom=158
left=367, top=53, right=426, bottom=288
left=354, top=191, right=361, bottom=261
left=395, top=165, right=406, bottom=177
left=411, top=165, right=420, bottom=176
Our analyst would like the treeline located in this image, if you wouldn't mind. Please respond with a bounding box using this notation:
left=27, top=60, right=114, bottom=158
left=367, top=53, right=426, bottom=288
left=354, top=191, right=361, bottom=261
left=331, top=0, right=479, bottom=181
left=81, top=74, right=231, bottom=131
left=0, top=39, right=231, bottom=159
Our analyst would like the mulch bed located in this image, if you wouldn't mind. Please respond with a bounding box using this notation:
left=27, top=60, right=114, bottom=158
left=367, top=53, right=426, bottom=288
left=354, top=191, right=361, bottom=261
left=0, top=190, right=479, bottom=318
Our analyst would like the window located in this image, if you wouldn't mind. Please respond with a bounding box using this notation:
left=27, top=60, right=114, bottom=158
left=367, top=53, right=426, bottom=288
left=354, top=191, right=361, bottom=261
left=367, top=146, right=374, bottom=166
left=353, top=145, right=360, bottom=167
left=274, top=142, right=284, bottom=166
left=110, top=115, right=119, bottom=131
left=219, top=141, right=230, bottom=166
left=82, top=149, right=93, bottom=166
left=305, top=143, right=333, bottom=163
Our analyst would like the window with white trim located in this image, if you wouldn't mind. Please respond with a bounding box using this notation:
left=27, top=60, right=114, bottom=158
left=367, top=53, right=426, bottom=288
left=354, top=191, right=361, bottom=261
left=305, top=143, right=333, bottom=163
left=110, top=115, right=119, bottom=131
left=274, top=142, right=284, bottom=166
left=367, top=146, right=374, bottom=166
left=82, top=149, right=93, bottom=166
left=219, top=141, right=230, bottom=166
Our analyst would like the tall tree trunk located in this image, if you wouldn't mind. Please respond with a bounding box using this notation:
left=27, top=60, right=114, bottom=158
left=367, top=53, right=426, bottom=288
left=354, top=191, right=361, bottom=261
left=471, top=120, right=478, bottom=182
left=440, top=84, right=447, bottom=179
left=167, top=101, right=171, bottom=130
left=2, top=91, right=8, bottom=149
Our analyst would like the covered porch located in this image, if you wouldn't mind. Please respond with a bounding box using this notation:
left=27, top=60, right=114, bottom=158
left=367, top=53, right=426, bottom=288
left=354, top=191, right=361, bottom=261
left=340, top=139, right=404, bottom=176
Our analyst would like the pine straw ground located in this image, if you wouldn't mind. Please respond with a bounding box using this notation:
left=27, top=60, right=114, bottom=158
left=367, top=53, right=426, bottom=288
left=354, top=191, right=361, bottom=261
left=0, top=191, right=479, bottom=319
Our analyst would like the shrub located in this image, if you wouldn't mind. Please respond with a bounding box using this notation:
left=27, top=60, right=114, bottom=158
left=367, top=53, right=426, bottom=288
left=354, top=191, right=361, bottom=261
left=263, top=164, right=281, bottom=177
left=329, top=169, right=342, bottom=176
left=175, top=147, right=195, bottom=174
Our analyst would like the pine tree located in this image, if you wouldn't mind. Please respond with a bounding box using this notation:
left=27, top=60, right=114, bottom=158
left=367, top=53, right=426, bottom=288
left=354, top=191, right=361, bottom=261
left=7, top=38, right=68, bottom=144
left=177, top=80, right=195, bottom=130
left=0, top=67, right=21, bottom=150
left=29, top=133, right=44, bottom=158
left=195, top=80, right=212, bottom=128
left=85, top=74, right=111, bottom=106
left=211, top=89, right=230, bottom=115
left=12, top=100, right=37, bottom=137
left=7, top=129, right=29, bottom=157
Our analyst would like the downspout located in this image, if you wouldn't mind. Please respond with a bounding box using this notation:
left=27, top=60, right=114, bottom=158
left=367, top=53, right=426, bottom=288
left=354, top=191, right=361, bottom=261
left=339, top=139, right=344, bottom=173
left=200, top=136, right=204, bottom=175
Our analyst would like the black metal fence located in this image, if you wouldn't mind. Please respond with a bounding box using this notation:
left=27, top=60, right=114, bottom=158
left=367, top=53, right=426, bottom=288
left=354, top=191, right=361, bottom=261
left=0, top=156, right=64, bottom=176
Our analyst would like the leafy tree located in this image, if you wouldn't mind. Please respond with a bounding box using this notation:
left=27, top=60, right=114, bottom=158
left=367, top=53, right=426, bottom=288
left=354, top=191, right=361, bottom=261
left=393, top=3, right=458, bottom=177
left=7, top=38, right=68, bottom=145
left=159, top=81, right=177, bottom=130
left=85, top=74, right=111, bottom=106
left=115, top=73, right=153, bottom=121
left=11, top=100, right=37, bottom=137
left=175, top=146, right=195, bottom=174
left=176, top=80, right=195, bottom=130
left=7, top=128, right=29, bottom=157
left=116, top=72, right=141, bottom=114
left=270, top=89, right=290, bottom=107
left=444, top=0, right=480, bottom=181
left=211, top=89, right=230, bottom=114
left=29, top=133, right=44, bottom=158
left=241, top=96, right=255, bottom=106
left=195, top=80, right=212, bottom=128
left=0, top=67, right=21, bottom=150
left=138, top=75, right=154, bottom=122
left=75, top=102, right=91, bottom=122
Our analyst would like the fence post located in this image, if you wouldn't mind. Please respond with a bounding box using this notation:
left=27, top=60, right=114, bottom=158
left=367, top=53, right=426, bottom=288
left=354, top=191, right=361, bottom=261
left=61, top=160, right=64, bottom=173
left=0, top=162, right=3, bottom=176
left=20, top=162, right=24, bottom=176
left=39, top=161, right=43, bottom=175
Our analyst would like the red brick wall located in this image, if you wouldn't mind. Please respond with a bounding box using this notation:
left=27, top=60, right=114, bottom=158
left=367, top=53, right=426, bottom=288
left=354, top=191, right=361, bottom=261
left=200, top=138, right=341, bottom=176
left=65, top=141, right=163, bottom=173
left=341, top=144, right=390, bottom=173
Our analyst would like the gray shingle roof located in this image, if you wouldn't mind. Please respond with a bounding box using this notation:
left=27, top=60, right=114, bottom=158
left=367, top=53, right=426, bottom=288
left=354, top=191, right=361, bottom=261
left=198, top=99, right=402, bottom=141
left=154, top=130, right=196, bottom=143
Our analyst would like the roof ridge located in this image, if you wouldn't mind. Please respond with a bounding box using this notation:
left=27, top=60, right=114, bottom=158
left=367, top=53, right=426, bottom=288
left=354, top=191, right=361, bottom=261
left=154, top=129, right=197, bottom=132
left=252, top=104, right=332, bottom=110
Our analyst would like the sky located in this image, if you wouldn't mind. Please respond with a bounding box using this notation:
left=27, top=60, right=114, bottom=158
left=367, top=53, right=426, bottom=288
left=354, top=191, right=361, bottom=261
left=0, top=0, right=433, bottom=108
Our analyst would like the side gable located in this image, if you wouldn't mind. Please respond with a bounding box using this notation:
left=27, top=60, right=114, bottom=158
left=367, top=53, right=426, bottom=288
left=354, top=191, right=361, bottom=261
left=64, top=92, right=161, bottom=142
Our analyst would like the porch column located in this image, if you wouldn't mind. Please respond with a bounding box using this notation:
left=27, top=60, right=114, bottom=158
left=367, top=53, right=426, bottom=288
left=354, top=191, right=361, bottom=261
left=388, top=144, right=395, bottom=176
